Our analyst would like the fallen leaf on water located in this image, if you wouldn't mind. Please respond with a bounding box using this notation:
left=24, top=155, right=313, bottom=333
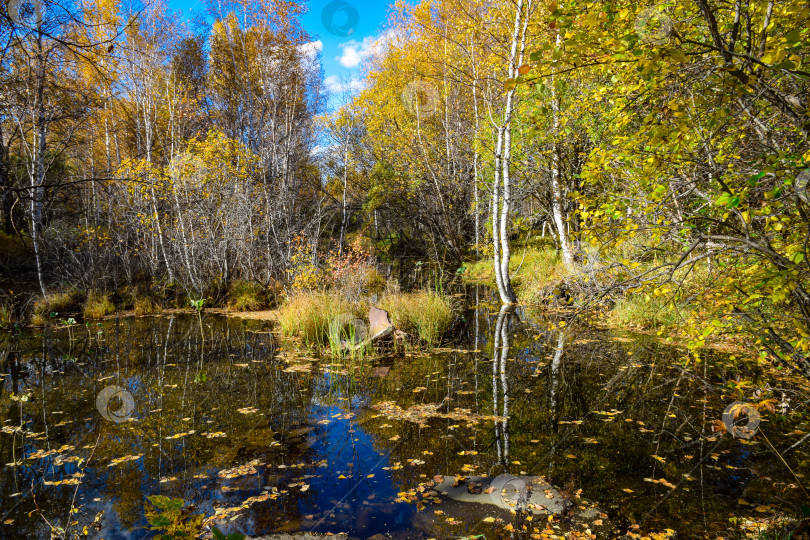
left=108, top=454, right=143, bottom=467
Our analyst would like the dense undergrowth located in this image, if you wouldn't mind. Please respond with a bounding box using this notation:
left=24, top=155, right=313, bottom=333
left=464, top=236, right=751, bottom=348
left=3, top=236, right=457, bottom=354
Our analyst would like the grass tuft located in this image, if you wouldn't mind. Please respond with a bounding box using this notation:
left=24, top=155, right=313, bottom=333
left=278, top=292, right=355, bottom=347
left=133, top=296, right=161, bottom=316
left=31, top=291, right=81, bottom=326
left=83, top=291, right=115, bottom=320
left=380, top=290, right=453, bottom=347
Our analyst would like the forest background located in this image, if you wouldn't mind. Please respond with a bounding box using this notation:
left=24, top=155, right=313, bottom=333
left=0, top=0, right=809, bottom=373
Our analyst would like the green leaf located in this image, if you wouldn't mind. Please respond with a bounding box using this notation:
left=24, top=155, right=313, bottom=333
left=786, top=28, right=802, bottom=44
left=148, top=515, right=172, bottom=528
left=147, top=495, right=172, bottom=509
left=166, top=498, right=185, bottom=511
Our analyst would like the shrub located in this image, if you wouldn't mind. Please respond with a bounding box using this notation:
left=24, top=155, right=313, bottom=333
left=325, top=238, right=378, bottom=301
left=227, top=280, right=263, bottom=312
left=83, top=291, right=115, bottom=320
left=288, top=234, right=324, bottom=292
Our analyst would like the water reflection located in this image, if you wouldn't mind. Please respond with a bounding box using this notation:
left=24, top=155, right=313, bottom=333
left=0, top=301, right=808, bottom=539
left=493, top=304, right=515, bottom=468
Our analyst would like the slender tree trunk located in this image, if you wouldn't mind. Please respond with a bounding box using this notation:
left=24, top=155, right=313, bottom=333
left=0, top=122, right=12, bottom=233
left=550, top=33, right=574, bottom=271
left=492, top=125, right=508, bottom=301
left=471, top=35, right=481, bottom=258
left=339, top=136, right=349, bottom=257
left=492, top=0, right=530, bottom=305
left=31, top=30, right=48, bottom=296
left=142, top=93, right=174, bottom=283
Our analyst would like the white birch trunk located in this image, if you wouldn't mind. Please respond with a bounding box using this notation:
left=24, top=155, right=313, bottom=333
left=492, top=0, right=530, bottom=304
left=550, top=33, right=574, bottom=271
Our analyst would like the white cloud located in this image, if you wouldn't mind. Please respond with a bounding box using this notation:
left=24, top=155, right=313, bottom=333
left=299, top=40, right=323, bottom=62
left=336, top=36, right=376, bottom=68
left=325, top=75, right=365, bottom=94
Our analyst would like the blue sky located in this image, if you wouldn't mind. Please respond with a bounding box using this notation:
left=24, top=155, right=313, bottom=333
left=168, top=0, right=394, bottom=110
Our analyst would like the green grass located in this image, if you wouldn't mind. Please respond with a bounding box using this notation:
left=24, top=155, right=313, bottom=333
left=280, top=289, right=454, bottom=350
left=606, top=294, right=687, bottom=330
left=465, top=246, right=565, bottom=301
left=327, top=314, right=372, bottom=359
left=278, top=292, right=356, bottom=347
left=464, top=242, right=716, bottom=334
left=379, top=290, right=453, bottom=347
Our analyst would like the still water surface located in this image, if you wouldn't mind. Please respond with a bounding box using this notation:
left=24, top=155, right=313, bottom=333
left=1, top=292, right=808, bottom=538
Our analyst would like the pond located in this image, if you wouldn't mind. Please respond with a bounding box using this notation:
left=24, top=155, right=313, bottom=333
left=1, top=288, right=808, bottom=539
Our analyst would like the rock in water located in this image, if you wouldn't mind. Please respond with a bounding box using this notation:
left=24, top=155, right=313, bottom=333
left=369, top=306, right=393, bottom=340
